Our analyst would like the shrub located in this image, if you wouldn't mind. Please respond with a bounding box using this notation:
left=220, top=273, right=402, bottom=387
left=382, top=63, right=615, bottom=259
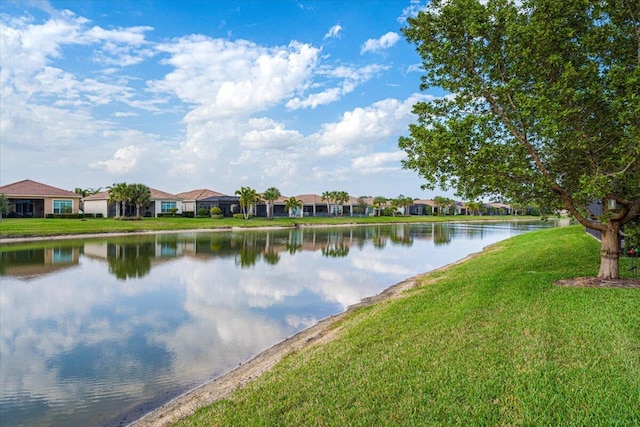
left=623, top=219, right=640, bottom=255
left=197, top=208, right=209, bottom=217
left=233, top=213, right=252, bottom=219
left=210, top=207, right=222, bottom=215
left=45, top=213, right=86, bottom=219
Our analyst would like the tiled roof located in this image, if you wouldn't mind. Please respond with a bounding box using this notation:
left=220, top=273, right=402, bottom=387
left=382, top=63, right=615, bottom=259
left=259, top=194, right=289, bottom=204
left=0, top=179, right=81, bottom=198
left=84, top=191, right=110, bottom=201
left=83, top=188, right=181, bottom=201
left=149, top=188, right=180, bottom=200
left=294, top=194, right=323, bottom=204
left=413, top=199, right=437, bottom=207
left=176, top=189, right=225, bottom=200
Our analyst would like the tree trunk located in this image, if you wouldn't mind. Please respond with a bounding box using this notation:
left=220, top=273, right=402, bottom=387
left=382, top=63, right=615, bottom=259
left=598, top=221, right=621, bottom=279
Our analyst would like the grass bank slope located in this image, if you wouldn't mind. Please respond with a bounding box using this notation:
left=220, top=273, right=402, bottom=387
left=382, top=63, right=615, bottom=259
left=178, top=226, right=640, bottom=426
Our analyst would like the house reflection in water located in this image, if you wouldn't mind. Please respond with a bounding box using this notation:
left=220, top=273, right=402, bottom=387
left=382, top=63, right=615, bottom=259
left=0, top=246, right=81, bottom=279
left=0, top=224, right=471, bottom=281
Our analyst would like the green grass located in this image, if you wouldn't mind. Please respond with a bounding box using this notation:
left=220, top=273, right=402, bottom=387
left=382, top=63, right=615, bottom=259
left=0, top=215, right=534, bottom=238
left=176, top=226, right=640, bottom=426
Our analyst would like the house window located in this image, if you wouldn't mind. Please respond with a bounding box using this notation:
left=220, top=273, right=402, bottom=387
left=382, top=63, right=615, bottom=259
left=53, top=200, right=73, bottom=214
left=161, top=201, right=176, bottom=213
left=53, top=247, right=74, bottom=263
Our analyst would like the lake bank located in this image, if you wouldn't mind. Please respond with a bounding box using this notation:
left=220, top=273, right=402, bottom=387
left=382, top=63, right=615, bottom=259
left=135, top=225, right=639, bottom=427
left=4, top=221, right=559, bottom=427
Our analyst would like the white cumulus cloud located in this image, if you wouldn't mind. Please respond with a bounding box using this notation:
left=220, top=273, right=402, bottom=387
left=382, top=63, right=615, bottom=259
left=91, top=145, right=144, bottom=174
left=360, top=31, right=400, bottom=54
left=151, top=37, right=320, bottom=121
left=323, top=24, right=342, bottom=39
left=313, top=94, right=430, bottom=157
left=351, top=151, right=407, bottom=174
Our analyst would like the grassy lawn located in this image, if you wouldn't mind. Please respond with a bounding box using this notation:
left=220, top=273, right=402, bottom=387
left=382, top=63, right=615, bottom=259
left=177, top=226, right=640, bottom=426
left=0, top=215, right=535, bottom=238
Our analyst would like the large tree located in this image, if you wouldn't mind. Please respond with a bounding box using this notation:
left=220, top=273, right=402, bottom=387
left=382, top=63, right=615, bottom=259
left=399, top=0, right=639, bottom=279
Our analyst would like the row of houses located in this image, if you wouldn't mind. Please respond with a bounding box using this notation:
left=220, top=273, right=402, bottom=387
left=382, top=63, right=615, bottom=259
left=0, top=179, right=514, bottom=219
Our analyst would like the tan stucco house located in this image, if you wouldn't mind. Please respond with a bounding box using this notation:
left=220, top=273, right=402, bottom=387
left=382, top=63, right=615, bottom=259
left=83, top=188, right=183, bottom=218
left=0, top=179, right=82, bottom=218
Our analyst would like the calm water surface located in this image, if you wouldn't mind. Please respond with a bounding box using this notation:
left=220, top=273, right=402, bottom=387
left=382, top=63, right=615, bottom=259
left=0, top=221, right=561, bottom=426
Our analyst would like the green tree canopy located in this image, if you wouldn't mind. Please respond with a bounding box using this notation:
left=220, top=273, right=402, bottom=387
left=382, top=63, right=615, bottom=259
left=129, top=183, right=151, bottom=217
left=108, top=182, right=129, bottom=218
left=0, top=193, right=9, bottom=222
left=235, top=186, right=260, bottom=220
left=263, top=187, right=281, bottom=220
left=400, top=0, right=639, bottom=279
left=284, top=196, right=303, bottom=217
left=373, top=196, right=387, bottom=217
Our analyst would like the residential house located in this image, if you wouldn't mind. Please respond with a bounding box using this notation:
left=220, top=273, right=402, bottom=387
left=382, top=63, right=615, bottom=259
left=195, top=195, right=241, bottom=217
left=292, top=194, right=359, bottom=217
left=0, top=179, right=82, bottom=218
left=409, top=199, right=436, bottom=216
left=176, top=189, right=225, bottom=215
left=255, top=194, right=289, bottom=218
left=484, top=202, right=512, bottom=215
left=295, top=194, right=329, bottom=217
left=83, top=188, right=183, bottom=218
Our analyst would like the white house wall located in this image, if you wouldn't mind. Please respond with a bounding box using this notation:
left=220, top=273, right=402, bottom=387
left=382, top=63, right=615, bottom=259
left=153, top=200, right=183, bottom=217
left=83, top=200, right=108, bottom=217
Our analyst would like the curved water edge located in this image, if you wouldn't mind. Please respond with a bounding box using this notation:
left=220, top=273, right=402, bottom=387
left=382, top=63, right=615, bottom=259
left=130, top=219, right=570, bottom=427
left=129, top=250, right=487, bottom=427
left=0, top=217, right=552, bottom=245
left=0, top=220, right=566, bottom=427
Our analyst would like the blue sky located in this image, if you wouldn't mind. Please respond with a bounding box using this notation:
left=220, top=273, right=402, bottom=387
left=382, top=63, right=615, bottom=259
left=1, top=0, right=451, bottom=198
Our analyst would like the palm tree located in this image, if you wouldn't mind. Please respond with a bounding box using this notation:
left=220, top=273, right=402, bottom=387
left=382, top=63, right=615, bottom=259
left=334, top=191, right=350, bottom=216
left=263, top=187, right=281, bottom=220
left=321, top=191, right=334, bottom=215
left=235, top=186, right=260, bottom=220
left=434, top=196, right=454, bottom=216
left=373, top=196, right=387, bottom=217
left=284, top=196, right=303, bottom=218
left=108, top=182, right=128, bottom=218
left=129, top=183, right=151, bottom=217
left=465, top=200, right=483, bottom=216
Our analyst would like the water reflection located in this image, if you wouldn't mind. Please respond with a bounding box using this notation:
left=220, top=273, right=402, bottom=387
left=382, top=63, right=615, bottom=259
left=0, top=221, right=560, bottom=427
left=1, top=224, right=497, bottom=281
left=0, top=245, right=81, bottom=278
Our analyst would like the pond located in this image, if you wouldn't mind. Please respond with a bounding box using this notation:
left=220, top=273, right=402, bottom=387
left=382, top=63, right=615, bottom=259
left=0, top=221, right=562, bottom=426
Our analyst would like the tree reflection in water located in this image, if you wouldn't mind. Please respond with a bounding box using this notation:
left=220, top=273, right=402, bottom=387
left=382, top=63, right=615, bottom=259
left=107, top=242, right=154, bottom=280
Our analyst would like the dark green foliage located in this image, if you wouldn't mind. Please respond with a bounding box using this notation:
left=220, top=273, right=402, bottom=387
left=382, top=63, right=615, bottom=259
left=399, top=0, right=639, bottom=278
